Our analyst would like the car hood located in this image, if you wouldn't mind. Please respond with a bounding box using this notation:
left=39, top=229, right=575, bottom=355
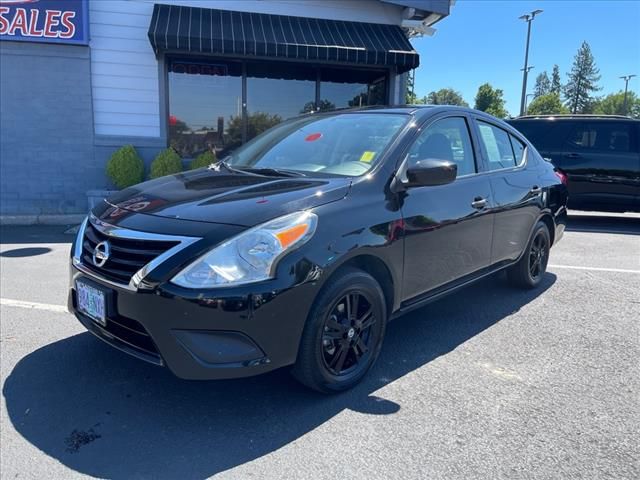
left=104, top=169, right=351, bottom=227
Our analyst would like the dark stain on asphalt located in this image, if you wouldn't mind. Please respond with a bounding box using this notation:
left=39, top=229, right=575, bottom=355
left=64, top=428, right=101, bottom=453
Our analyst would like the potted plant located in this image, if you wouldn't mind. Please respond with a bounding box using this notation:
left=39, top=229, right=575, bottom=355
left=87, top=145, right=144, bottom=209
left=190, top=150, right=216, bottom=169
left=149, top=148, right=182, bottom=178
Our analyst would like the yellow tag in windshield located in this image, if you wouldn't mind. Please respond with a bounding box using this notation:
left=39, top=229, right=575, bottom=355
left=360, top=151, right=376, bottom=163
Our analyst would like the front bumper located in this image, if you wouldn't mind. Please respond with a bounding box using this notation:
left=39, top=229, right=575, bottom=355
left=68, top=263, right=319, bottom=380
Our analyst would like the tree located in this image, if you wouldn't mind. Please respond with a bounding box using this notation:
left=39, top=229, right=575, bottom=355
left=526, top=93, right=569, bottom=115
left=405, top=69, right=417, bottom=104
left=551, top=64, right=562, bottom=95
left=226, top=112, right=282, bottom=149
left=592, top=91, right=640, bottom=118
left=300, top=99, right=335, bottom=113
left=533, top=72, right=551, bottom=98
left=564, top=41, right=601, bottom=113
left=425, top=88, right=468, bottom=107
left=474, top=83, right=508, bottom=118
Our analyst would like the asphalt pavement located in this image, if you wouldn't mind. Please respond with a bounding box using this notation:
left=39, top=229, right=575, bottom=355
left=1, top=212, right=639, bottom=479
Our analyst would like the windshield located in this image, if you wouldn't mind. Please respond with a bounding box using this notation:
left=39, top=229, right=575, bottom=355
left=226, top=113, right=408, bottom=177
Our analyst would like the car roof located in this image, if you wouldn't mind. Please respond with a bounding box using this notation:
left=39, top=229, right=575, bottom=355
left=509, top=114, right=639, bottom=123
left=330, top=105, right=500, bottom=121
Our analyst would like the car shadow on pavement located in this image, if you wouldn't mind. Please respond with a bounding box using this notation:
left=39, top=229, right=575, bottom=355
left=0, top=247, right=52, bottom=257
left=566, top=214, right=640, bottom=236
left=3, top=273, right=556, bottom=479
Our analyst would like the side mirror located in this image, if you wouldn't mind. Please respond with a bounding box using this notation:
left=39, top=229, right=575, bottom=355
left=405, top=158, right=457, bottom=188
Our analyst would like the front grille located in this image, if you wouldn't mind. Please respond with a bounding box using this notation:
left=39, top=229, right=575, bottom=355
left=81, top=221, right=179, bottom=285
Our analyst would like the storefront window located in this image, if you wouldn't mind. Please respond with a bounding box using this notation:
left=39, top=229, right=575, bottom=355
left=245, top=63, right=316, bottom=142
left=168, top=60, right=389, bottom=157
left=319, top=69, right=387, bottom=111
left=168, top=60, right=242, bottom=158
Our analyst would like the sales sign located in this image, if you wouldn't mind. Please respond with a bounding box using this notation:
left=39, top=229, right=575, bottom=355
left=0, top=0, right=89, bottom=45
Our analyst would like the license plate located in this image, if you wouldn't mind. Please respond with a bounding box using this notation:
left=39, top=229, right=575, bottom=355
left=76, top=280, right=107, bottom=326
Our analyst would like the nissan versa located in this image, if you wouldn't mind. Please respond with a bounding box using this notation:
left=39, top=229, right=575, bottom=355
left=69, top=106, right=568, bottom=393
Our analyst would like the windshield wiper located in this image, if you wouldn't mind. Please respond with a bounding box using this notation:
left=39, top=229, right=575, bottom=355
left=238, top=167, right=306, bottom=178
left=209, top=159, right=246, bottom=175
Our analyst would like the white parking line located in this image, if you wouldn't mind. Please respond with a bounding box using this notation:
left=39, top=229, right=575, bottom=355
left=549, top=264, right=640, bottom=274
left=0, top=298, right=67, bottom=313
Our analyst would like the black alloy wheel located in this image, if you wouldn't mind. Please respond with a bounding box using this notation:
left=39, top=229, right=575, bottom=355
left=529, top=230, right=549, bottom=281
left=292, top=268, right=386, bottom=393
left=321, top=291, right=379, bottom=376
left=508, top=221, right=551, bottom=289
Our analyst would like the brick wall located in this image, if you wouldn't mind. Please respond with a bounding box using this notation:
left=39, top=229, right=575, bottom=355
left=0, top=42, right=96, bottom=215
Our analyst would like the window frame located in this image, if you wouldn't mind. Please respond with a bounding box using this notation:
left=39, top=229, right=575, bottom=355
left=472, top=117, right=529, bottom=174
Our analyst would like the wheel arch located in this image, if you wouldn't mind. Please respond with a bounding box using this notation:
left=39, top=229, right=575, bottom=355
left=538, top=212, right=555, bottom=246
left=322, top=254, right=396, bottom=319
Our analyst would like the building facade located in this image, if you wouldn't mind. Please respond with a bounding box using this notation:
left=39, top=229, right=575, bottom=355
left=0, top=0, right=450, bottom=217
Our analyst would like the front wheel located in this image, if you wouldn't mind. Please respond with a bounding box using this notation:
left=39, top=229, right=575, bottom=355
left=507, top=221, right=551, bottom=289
left=292, top=268, right=386, bottom=393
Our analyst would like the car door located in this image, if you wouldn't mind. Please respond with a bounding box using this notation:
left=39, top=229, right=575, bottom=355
left=399, top=115, right=494, bottom=302
left=473, top=118, right=541, bottom=265
left=561, top=121, right=640, bottom=209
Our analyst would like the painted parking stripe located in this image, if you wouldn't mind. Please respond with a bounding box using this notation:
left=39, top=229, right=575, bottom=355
left=548, top=265, right=640, bottom=274
left=0, top=298, right=68, bottom=313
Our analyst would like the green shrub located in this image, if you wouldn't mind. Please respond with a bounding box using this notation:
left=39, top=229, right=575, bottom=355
left=105, top=145, right=144, bottom=189
left=149, top=148, right=182, bottom=179
left=190, top=150, right=216, bottom=170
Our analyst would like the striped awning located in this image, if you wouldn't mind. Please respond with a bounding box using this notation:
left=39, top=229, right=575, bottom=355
left=148, top=4, right=419, bottom=72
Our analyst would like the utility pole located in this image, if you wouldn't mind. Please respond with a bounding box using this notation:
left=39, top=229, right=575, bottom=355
left=620, top=74, right=637, bottom=116
left=519, top=9, right=543, bottom=116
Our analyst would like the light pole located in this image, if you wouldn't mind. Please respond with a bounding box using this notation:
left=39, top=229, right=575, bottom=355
left=620, top=74, right=636, bottom=116
left=519, top=9, right=543, bottom=116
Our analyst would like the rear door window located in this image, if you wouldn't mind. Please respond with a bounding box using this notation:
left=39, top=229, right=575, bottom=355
left=477, top=121, right=517, bottom=170
left=566, top=122, right=635, bottom=152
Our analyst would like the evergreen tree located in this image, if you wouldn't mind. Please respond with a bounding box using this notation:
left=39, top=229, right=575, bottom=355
left=551, top=64, right=562, bottom=95
left=564, top=41, right=601, bottom=113
left=425, top=88, right=468, bottom=107
left=474, top=83, right=508, bottom=118
left=533, top=72, right=551, bottom=98
left=405, top=69, right=418, bottom=104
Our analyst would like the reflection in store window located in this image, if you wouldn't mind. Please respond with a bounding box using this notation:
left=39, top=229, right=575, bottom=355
left=320, top=69, right=387, bottom=111
left=245, top=63, right=316, bottom=142
left=168, top=60, right=242, bottom=158
left=168, top=60, right=390, bottom=157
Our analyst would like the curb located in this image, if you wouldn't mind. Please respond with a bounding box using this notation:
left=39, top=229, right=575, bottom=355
left=0, top=214, right=86, bottom=226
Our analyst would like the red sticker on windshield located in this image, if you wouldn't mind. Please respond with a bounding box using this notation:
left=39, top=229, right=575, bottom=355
left=305, top=133, right=322, bottom=142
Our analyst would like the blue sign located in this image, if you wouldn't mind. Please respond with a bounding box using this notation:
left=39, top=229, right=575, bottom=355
left=0, top=0, right=89, bottom=45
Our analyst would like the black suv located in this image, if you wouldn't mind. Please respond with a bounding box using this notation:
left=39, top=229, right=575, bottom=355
left=508, top=115, right=640, bottom=213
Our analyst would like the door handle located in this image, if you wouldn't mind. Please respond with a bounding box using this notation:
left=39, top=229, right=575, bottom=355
left=530, top=185, right=542, bottom=195
left=471, top=197, right=487, bottom=209
left=564, top=152, right=581, bottom=159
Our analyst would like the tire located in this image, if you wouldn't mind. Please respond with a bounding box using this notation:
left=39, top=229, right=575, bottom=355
left=507, top=221, right=551, bottom=289
left=292, top=268, right=387, bottom=393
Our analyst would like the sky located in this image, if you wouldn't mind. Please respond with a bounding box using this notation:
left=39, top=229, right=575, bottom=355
left=411, top=0, right=640, bottom=115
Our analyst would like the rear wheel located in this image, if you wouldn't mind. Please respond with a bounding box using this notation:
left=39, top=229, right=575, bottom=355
left=292, top=268, right=386, bottom=393
left=507, top=221, right=551, bottom=289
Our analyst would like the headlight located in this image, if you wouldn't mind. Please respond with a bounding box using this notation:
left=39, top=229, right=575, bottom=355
left=171, top=211, right=318, bottom=289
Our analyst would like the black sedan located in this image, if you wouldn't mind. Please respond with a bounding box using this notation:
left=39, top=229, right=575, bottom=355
left=69, top=106, right=568, bottom=393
